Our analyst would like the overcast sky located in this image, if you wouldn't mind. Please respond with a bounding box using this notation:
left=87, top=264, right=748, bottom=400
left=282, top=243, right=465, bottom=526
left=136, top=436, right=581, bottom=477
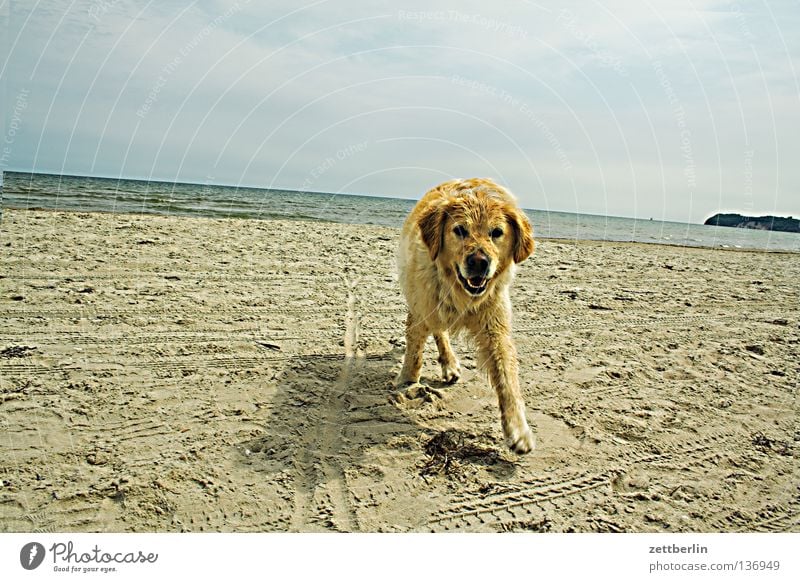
left=3, top=0, right=799, bottom=222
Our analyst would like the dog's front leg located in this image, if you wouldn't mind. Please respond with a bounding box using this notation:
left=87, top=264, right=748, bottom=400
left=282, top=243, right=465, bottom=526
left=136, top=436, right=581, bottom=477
left=394, top=312, right=428, bottom=387
left=471, top=317, right=534, bottom=454
left=434, top=331, right=461, bottom=384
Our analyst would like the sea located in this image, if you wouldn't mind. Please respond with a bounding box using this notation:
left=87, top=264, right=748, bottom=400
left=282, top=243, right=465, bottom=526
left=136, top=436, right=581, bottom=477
left=2, top=171, right=798, bottom=253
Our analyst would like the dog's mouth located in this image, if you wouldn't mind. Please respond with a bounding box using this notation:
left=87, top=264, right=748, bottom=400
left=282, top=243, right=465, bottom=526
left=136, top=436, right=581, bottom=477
left=456, top=267, right=489, bottom=296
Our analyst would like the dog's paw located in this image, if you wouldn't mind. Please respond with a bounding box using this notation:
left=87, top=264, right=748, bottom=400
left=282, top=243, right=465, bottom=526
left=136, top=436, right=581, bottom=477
left=440, top=360, right=461, bottom=384
left=389, top=382, right=444, bottom=407
left=504, top=424, right=535, bottom=455
left=392, top=374, right=419, bottom=389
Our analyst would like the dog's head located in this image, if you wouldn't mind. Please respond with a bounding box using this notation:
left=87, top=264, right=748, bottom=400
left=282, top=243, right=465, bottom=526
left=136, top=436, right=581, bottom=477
left=417, top=183, right=534, bottom=298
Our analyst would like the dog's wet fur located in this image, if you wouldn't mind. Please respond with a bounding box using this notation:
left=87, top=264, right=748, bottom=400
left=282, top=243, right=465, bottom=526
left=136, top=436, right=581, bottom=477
left=395, top=178, right=536, bottom=454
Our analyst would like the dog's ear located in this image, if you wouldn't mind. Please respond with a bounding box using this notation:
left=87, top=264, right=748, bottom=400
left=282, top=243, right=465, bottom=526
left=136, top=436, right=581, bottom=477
left=417, top=202, right=447, bottom=261
left=509, top=208, right=535, bottom=263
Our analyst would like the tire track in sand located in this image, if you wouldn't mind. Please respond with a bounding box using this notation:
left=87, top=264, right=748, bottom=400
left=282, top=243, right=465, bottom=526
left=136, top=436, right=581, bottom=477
left=428, top=430, right=738, bottom=531
left=291, top=275, right=361, bottom=532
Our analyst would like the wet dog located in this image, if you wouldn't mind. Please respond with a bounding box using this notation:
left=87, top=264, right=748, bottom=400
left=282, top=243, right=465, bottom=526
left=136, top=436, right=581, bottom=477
left=395, top=178, right=535, bottom=453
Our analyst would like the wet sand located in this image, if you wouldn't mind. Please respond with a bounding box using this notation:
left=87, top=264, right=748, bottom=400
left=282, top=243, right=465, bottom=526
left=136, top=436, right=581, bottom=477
left=1, top=208, right=798, bottom=532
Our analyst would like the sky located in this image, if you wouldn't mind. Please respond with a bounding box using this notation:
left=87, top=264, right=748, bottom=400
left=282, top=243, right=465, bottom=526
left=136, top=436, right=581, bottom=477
left=2, top=0, right=799, bottom=223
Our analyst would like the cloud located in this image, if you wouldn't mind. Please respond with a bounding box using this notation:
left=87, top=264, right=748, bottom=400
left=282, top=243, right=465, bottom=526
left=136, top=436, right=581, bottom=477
left=4, top=0, right=799, bottom=222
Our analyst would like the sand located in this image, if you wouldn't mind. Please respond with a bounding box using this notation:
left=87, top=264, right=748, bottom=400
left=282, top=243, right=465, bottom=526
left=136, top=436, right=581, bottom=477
left=0, top=208, right=798, bottom=533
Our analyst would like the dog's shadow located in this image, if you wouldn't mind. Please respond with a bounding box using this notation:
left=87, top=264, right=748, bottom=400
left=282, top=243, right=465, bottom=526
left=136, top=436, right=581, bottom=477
left=239, top=347, right=408, bottom=447
left=235, top=344, right=517, bottom=529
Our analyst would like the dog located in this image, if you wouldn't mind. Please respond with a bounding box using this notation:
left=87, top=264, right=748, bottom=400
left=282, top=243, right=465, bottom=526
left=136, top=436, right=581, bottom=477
left=394, top=178, right=536, bottom=454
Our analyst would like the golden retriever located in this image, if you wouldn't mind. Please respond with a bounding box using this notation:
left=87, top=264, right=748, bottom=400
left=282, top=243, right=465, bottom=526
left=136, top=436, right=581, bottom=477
left=395, top=178, right=536, bottom=453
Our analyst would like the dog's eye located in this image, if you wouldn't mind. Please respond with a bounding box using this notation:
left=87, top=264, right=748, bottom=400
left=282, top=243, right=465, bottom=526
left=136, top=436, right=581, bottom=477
left=490, top=228, right=504, bottom=239
left=453, top=225, right=468, bottom=238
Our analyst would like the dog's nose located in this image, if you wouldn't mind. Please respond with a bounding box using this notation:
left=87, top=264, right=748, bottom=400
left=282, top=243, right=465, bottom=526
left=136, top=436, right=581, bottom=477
left=466, top=252, right=490, bottom=277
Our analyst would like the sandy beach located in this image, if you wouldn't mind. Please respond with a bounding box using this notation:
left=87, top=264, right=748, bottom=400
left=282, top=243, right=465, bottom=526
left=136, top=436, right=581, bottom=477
left=1, top=208, right=797, bottom=533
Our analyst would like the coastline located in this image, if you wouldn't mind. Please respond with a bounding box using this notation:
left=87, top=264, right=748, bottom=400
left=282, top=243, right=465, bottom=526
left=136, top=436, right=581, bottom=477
left=3, top=204, right=798, bottom=255
left=4, top=172, right=800, bottom=253
left=1, top=208, right=798, bottom=532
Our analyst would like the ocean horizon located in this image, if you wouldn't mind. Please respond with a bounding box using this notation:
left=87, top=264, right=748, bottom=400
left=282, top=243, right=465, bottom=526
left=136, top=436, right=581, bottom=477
left=2, top=171, right=798, bottom=253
